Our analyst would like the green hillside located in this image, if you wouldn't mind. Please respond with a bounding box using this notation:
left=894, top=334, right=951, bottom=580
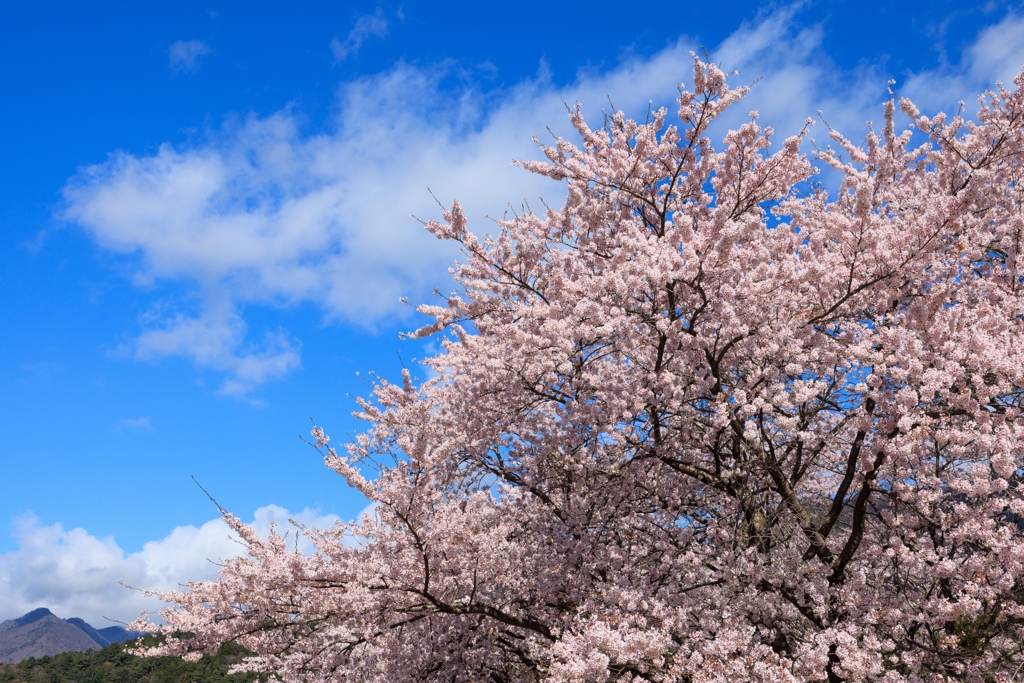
left=0, top=637, right=260, bottom=683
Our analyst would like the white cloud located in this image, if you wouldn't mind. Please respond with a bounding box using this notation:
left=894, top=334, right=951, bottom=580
left=63, top=6, right=1024, bottom=396
left=901, top=13, right=1024, bottom=115
left=331, top=9, right=388, bottom=62
left=708, top=7, right=881, bottom=139
left=134, top=308, right=300, bottom=396
left=0, top=505, right=345, bottom=627
left=168, top=40, right=212, bottom=72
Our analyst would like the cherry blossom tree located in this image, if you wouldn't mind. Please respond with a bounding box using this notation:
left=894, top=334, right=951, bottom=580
left=132, top=58, right=1024, bottom=682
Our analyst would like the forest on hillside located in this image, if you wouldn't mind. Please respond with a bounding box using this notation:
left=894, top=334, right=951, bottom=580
left=0, top=638, right=260, bottom=683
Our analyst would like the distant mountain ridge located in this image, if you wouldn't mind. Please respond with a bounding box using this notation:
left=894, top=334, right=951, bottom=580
left=0, top=609, right=144, bottom=664
left=0, top=608, right=54, bottom=633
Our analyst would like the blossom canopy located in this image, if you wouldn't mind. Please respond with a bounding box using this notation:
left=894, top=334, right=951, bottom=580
left=134, top=58, right=1024, bottom=683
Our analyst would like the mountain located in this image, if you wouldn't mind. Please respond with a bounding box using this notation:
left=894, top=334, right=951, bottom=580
left=0, top=609, right=144, bottom=665
left=63, top=618, right=112, bottom=647
left=0, top=608, right=54, bottom=634
left=97, top=625, right=140, bottom=643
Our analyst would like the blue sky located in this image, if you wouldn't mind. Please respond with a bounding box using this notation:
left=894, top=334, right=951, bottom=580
left=2, top=0, right=1024, bottom=625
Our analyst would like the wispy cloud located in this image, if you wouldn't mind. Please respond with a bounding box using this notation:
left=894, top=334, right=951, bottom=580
left=118, top=416, right=151, bottom=430
left=63, top=6, right=1024, bottom=398
left=168, top=40, right=211, bottom=72
left=0, top=506, right=345, bottom=626
left=330, top=9, right=388, bottom=62
left=133, top=308, right=300, bottom=397
left=901, top=13, right=1024, bottom=115
left=22, top=362, right=65, bottom=380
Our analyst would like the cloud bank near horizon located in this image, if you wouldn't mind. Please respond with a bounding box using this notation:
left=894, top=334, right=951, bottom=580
left=0, top=505, right=347, bottom=627
left=62, top=6, right=1024, bottom=397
